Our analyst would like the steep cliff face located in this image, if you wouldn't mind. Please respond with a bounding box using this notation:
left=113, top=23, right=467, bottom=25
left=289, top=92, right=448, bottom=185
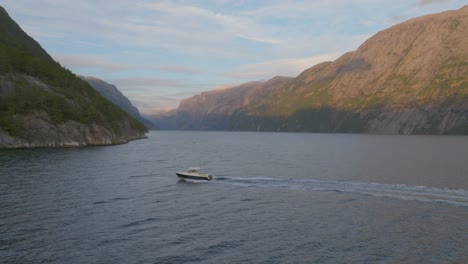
left=258, top=5, right=468, bottom=134
left=154, top=6, right=468, bottom=134
left=292, top=5, right=468, bottom=110
left=0, top=7, right=147, bottom=148
left=0, top=110, right=144, bottom=148
left=81, top=76, right=159, bottom=130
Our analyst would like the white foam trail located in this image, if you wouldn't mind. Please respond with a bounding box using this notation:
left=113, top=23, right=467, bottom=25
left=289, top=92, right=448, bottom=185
left=217, top=177, right=468, bottom=207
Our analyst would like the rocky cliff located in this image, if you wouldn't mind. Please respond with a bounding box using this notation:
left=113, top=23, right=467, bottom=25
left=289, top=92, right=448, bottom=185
left=0, top=6, right=147, bottom=148
left=81, top=76, right=159, bottom=130
left=153, top=6, right=468, bottom=134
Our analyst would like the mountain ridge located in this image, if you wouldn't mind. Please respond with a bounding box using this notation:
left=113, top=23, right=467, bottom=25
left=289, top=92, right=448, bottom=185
left=153, top=5, right=468, bottom=134
left=81, top=76, right=159, bottom=130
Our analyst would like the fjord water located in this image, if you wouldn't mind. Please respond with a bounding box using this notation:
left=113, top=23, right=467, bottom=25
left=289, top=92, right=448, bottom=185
left=1, top=131, right=467, bottom=263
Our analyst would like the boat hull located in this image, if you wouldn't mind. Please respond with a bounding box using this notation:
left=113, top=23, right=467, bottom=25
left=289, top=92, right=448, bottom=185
left=176, top=173, right=213, bottom=181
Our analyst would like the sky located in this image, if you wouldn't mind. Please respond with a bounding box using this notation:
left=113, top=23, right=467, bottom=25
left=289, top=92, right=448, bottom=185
left=1, top=0, right=466, bottom=114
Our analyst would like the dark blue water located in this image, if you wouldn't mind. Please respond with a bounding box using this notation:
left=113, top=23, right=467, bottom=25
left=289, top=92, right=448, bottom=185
left=1, top=131, right=468, bottom=263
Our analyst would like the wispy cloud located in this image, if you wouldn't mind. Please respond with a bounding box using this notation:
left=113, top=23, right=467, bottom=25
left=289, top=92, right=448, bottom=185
left=212, top=83, right=238, bottom=91
left=225, top=53, right=342, bottom=80
left=138, top=2, right=279, bottom=45
left=160, top=65, right=203, bottom=74
left=418, top=0, right=449, bottom=6
left=110, top=77, right=188, bottom=88
left=54, top=54, right=131, bottom=72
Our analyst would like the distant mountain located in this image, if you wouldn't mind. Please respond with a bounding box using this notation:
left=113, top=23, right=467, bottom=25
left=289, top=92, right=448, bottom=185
left=81, top=76, right=159, bottom=130
left=153, top=76, right=294, bottom=130
left=0, top=6, right=147, bottom=148
left=153, top=6, right=468, bottom=134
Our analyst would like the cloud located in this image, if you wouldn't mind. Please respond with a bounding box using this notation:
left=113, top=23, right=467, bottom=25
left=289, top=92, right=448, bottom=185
left=3, top=0, right=400, bottom=61
left=160, top=65, right=203, bottom=74
left=417, top=0, right=449, bottom=6
left=391, top=15, right=408, bottom=22
left=225, top=53, right=342, bottom=80
left=54, top=54, right=131, bottom=72
left=138, top=2, right=279, bottom=44
left=110, top=77, right=188, bottom=88
left=212, top=83, right=238, bottom=91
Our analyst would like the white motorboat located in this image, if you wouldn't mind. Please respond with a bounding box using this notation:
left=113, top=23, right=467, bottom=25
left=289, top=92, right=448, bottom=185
left=176, top=167, right=213, bottom=181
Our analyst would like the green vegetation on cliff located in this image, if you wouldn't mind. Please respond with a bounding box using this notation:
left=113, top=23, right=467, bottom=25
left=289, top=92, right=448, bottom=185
left=0, top=6, right=147, bottom=147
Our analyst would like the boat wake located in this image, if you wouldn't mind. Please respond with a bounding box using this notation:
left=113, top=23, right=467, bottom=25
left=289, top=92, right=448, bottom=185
left=216, top=176, right=468, bottom=207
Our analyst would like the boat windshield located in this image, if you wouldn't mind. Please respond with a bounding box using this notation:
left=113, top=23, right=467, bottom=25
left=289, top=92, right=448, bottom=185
left=188, top=167, right=201, bottom=172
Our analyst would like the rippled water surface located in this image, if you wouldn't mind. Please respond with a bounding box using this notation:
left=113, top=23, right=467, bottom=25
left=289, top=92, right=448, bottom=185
left=1, top=131, right=468, bottom=263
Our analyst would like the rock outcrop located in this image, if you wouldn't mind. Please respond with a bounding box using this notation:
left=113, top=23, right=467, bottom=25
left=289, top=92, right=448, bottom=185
left=0, top=114, right=144, bottom=148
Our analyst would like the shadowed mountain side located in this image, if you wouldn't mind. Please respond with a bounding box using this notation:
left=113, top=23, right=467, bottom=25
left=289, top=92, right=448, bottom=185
left=153, top=6, right=468, bottom=134
left=229, top=109, right=368, bottom=133
left=157, top=108, right=366, bottom=132
left=155, top=98, right=468, bottom=134
left=81, top=76, right=159, bottom=130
